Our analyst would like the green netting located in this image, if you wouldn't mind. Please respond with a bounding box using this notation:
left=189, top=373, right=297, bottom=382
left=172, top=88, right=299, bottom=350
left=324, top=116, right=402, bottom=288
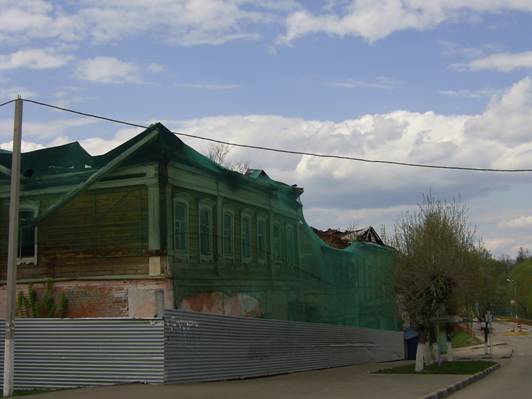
left=0, top=123, right=401, bottom=331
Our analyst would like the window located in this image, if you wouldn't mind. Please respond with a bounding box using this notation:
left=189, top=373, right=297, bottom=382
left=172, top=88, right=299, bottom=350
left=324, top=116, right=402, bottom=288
left=18, top=208, right=37, bottom=260
left=272, top=222, right=281, bottom=261
left=199, top=205, right=213, bottom=259
left=286, top=224, right=296, bottom=267
left=173, top=199, right=188, bottom=254
left=223, top=210, right=234, bottom=257
left=257, top=217, right=267, bottom=262
left=241, top=214, right=251, bottom=262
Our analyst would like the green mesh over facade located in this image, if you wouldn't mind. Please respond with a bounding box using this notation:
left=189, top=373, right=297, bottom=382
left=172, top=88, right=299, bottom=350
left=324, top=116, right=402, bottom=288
left=0, top=123, right=401, bottom=330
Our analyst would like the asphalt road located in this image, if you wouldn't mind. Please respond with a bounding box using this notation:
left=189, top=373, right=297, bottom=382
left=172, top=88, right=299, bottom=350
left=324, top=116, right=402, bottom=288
left=451, top=321, right=532, bottom=399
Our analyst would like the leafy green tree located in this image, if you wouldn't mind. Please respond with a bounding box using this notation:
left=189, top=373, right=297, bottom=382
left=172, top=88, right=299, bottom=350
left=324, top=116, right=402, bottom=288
left=509, top=259, right=532, bottom=318
left=393, top=194, right=477, bottom=371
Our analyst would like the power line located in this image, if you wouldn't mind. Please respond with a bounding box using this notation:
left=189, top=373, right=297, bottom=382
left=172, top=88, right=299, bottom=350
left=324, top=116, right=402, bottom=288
left=10, top=98, right=532, bottom=173
left=0, top=99, right=16, bottom=108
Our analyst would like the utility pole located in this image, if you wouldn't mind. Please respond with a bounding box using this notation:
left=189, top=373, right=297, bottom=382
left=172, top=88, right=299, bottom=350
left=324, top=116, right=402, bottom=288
left=3, top=97, right=22, bottom=397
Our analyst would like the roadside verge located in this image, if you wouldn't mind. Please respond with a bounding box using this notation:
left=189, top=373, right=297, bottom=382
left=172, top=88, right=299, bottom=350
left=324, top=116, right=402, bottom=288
left=420, top=362, right=501, bottom=399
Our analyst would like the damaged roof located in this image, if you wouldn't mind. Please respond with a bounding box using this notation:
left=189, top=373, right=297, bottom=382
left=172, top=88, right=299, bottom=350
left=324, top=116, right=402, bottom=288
left=0, top=123, right=302, bottom=196
left=312, top=226, right=385, bottom=248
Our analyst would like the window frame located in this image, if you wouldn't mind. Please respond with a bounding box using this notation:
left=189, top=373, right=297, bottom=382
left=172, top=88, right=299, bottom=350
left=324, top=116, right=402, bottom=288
left=272, top=221, right=281, bottom=262
left=198, top=199, right=215, bottom=263
left=256, top=215, right=267, bottom=264
left=222, top=209, right=235, bottom=259
left=241, top=212, right=252, bottom=264
left=173, top=197, right=189, bottom=258
left=286, top=223, right=296, bottom=267
left=17, top=201, right=39, bottom=265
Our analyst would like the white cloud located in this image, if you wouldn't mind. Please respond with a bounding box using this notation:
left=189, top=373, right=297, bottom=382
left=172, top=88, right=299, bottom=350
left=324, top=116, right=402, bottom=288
left=8, top=76, right=532, bottom=255
left=77, top=127, right=143, bottom=155
left=500, top=216, right=532, bottom=228
left=438, top=88, right=502, bottom=99
left=279, top=1, right=532, bottom=44
left=0, top=140, right=44, bottom=152
left=0, top=117, right=98, bottom=139
left=483, top=237, right=513, bottom=253
left=0, top=87, right=37, bottom=101
left=75, top=57, right=141, bottom=84
left=0, top=48, right=73, bottom=70
left=327, top=77, right=400, bottom=90
left=147, top=63, right=165, bottom=73
left=462, top=51, right=532, bottom=72
left=0, top=1, right=83, bottom=44
left=0, top=0, right=297, bottom=46
left=465, top=77, right=532, bottom=146
left=175, top=83, right=240, bottom=90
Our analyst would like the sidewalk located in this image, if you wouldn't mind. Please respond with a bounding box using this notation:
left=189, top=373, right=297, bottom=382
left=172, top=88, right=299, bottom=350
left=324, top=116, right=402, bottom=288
left=453, top=321, right=516, bottom=361
left=28, top=361, right=485, bottom=399
left=29, top=328, right=512, bottom=399
left=454, top=341, right=513, bottom=360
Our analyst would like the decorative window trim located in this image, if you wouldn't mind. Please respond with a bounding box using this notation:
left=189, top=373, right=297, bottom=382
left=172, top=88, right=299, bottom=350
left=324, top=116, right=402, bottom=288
left=173, top=196, right=189, bottom=259
left=222, top=209, right=235, bottom=259
left=17, top=200, right=39, bottom=265
left=241, top=211, right=252, bottom=264
left=198, top=198, right=215, bottom=263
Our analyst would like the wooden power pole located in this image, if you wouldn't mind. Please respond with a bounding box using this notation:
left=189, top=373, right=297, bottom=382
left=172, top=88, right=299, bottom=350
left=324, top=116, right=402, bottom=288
left=3, top=97, right=22, bottom=397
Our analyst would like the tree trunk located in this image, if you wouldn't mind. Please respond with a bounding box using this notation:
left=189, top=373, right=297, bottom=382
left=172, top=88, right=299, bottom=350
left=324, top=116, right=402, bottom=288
left=432, top=342, right=441, bottom=365
left=415, top=331, right=427, bottom=372
left=424, top=341, right=433, bottom=365
left=415, top=343, right=425, bottom=372
left=446, top=341, right=454, bottom=361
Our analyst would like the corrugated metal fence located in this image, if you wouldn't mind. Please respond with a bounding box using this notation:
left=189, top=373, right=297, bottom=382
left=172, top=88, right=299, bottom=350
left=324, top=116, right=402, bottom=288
left=0, top=318, right=165, bottom=389
left=164, top=309, right=403, bottom=383
left=0, top=312, right=403, bottom=389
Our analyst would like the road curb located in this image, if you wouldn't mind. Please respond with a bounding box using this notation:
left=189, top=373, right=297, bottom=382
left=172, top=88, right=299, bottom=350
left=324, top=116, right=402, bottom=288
left=420, top=363, right=501, bottom=399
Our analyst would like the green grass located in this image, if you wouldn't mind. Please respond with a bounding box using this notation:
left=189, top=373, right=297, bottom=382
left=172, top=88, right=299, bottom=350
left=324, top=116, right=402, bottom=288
left=375, top=360, right=497, bottom=375
left=452, top=331, right=482, bottom=348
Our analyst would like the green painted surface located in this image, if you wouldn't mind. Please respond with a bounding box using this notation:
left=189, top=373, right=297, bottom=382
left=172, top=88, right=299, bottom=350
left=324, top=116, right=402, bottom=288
left=0, top=123, right=401, bottom=330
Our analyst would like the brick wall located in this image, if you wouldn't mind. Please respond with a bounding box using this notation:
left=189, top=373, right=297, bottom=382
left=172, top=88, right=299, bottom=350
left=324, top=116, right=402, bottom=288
left=0, top=279, right=174, bottom=318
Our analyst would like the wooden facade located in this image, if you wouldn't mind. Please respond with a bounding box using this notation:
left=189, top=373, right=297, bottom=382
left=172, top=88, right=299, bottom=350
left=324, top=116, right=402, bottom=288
left=0, top=124, right=400, bottom=329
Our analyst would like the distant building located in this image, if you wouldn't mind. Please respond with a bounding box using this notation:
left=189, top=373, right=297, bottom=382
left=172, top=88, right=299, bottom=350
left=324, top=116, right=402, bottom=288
left=0, top=123, right=400, bottom=330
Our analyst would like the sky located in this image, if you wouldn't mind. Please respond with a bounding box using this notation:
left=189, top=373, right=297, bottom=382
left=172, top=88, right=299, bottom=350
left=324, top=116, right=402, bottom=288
left=1, top=0, right=532, bottom=257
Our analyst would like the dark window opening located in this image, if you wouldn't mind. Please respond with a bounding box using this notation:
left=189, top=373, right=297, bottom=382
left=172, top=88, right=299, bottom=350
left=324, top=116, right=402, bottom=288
left=18, top=209, right=36, bottom=258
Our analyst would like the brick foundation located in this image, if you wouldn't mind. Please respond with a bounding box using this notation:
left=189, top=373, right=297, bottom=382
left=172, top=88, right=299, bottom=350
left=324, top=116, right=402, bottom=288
left=0, top=279, right=174, bottom=318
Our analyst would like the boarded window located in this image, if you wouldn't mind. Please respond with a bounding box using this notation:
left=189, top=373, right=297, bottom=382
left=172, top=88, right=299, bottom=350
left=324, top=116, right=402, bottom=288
left=223, top=211, right=233, bottom=257
left=242, top=215, right=251, bottom=261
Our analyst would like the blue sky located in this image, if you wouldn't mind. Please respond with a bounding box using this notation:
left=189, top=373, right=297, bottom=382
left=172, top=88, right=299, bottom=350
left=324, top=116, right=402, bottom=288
left=1, top=0, right=532, bottom=256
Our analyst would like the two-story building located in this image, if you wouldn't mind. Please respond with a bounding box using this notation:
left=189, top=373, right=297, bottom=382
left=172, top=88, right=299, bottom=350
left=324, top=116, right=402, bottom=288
left=0, top=123, right=400, bottom=330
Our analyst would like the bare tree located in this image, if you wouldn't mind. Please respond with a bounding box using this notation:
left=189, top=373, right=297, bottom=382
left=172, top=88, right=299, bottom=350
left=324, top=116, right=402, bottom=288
left=230, top=161, right=250, bottom=174
left=208, top=143, right=250, bottom=174
left=208, top=143, right=230, bottom=165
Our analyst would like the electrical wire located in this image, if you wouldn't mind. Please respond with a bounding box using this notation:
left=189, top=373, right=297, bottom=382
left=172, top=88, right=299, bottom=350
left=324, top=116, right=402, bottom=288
left=16, top=98, right=532, bottom=173
left=0, top=99, right=16, bottom=108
